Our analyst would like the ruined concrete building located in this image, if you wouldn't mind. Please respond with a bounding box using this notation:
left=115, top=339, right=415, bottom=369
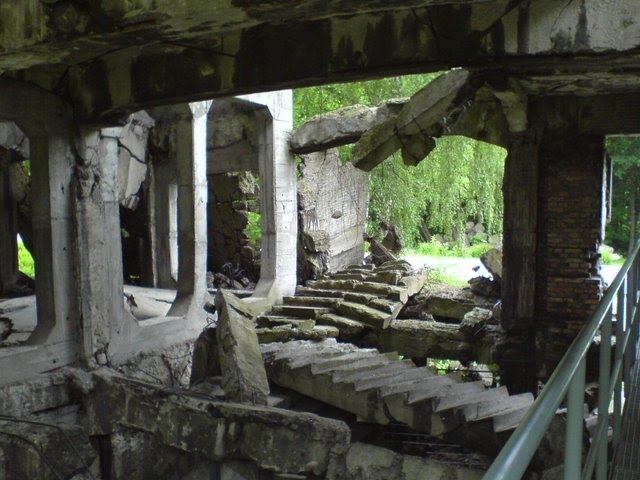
left=0, top=1, right=639, bottom=478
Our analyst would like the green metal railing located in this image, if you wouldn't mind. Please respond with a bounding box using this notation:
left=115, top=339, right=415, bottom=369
left=484, top=243, right=640, bottom=479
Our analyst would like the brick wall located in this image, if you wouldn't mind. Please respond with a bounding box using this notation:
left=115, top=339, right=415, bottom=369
left=534, top=135, right=604, bottom=379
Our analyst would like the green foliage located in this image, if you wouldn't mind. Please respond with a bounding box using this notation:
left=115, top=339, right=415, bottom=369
left=18, top=238, right=35, bottom=278
left=294, top=74, right=505, bottom=248
left=605, top=136, right=640, bottom=253
left=246, top=211, right=261, bottom=245
left=424, top=266, right=467, bottom=287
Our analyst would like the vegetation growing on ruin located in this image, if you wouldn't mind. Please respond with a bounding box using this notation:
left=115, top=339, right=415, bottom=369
left=294, top=74, right=505, bottom=247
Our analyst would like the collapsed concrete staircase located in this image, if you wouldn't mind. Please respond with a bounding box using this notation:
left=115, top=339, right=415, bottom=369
left=261, top=338, right=534, bottom=452
left=257, top=261, right=426, bottom=342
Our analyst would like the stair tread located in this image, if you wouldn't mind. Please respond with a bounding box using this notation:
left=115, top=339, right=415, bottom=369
left=492, top=400, right=535, bottom=433
left=354, top=366, right=435, bottom=391
left=339, top=360, right=415, bottom=386
left=380, top=373, right=450, bottom=398
left=432, top=382, right=497, bottom=412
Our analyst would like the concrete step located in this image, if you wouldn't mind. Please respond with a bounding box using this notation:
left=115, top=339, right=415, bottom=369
left=406, top=375, right=460, bottom=404
left=432, top=382, right=489, bottom=412
left=322, top=355, right=392, bottom=376
left=457, top=386, right=510, bottom=421
left=335, top=359, right=415, bottom=385
left=492, top=400, right=534, bottom=433
left=343, top=292, right=401, bottom=315
left=271, top=305, right=332, bottom=319
left=295, top=287, right=345, bottom=298
left=380, top=373, right=450, bottom=398
left=257, top=315, right=316, bottom=330
left=282, top=296, right=341, bottom=309
left=353, top=366, right=435, bottom=392
left=336, top=301, right=394, bottom=329
left=317, top=313, right=370, bottom=338
left=308, top=350, right=384, bottom=374
left=463, top=391, right=534, bottom=423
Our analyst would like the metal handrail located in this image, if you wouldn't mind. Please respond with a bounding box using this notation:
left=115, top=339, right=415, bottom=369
left=484, top=242, right=640, bottom=479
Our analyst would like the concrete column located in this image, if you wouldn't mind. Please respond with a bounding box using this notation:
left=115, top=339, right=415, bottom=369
left=0, top=151, right=18, bottom=294
left=73, top=127, right=126, bottom=365
left=238, top=91, right=297, bottom=304
left=150, top=102, right=212, bottom=317
left=28, top=133, right=76, bottom=345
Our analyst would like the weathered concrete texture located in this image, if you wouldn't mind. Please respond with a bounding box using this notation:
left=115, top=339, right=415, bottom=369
left=117, top=111, right=154, bottom=209
left=377, top=319, right=500, bottom=365
left=207, top=99, right=262, bottom=175
left=290, top=100, right=405, bottom=154
left=216, top=291, right=270, bottom=404
left=0, top=418, right=97, bottom=480
left=297, top=149, right=368, bottom=281
left=84, top=370, right=351, bottom=477
left=411, top=284, right=495, bottom=321
left=345, top=442, right=484, bottom=480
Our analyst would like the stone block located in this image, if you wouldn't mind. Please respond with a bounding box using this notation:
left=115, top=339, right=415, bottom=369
left=217, top=291, right=270, bottom=404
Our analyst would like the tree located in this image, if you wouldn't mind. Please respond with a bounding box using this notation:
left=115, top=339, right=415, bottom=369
left=605, top=136, right=640, bottom=254
left=293, top=74, right=506, bottom=247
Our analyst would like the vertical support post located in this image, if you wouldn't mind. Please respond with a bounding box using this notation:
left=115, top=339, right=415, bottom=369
left=596, top=306, right=612, bottom=480
left=238, top=91, right=297, bottom=304
left=614, top=279, right=626, bottom=446
left=166, top=101, right=212, bottom=317
left=73, top=127, right=126, bottom=365
left=625, top=268, right=633, bottom=394
left=565, top=357, right=586, bottom=480
left=0, top=151, right=18, bottom=294
left=28, top=133, right=76, bottom=345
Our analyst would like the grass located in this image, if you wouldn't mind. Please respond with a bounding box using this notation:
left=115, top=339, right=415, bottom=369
left=18, top=238, right=35, bottom=278
left=402, top=240, right=494, bottom=259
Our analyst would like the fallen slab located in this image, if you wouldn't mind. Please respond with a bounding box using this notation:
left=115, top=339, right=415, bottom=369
left=290, top=100, right=405, bottom=154
left=84, top=370, right=351, bottom=478
left=352, top=70, right=477, bottom=171
left=216, top=290, right=270, bottom=405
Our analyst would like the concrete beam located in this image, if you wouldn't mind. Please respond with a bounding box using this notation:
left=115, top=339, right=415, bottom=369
left=52, top=0, right=640, bottom=122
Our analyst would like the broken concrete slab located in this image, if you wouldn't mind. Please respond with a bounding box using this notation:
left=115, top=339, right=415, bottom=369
left=352, top=70, right=477, bottom=171
left=460, top=308, right=494, bottom=337
left=84, top=370, right=351, bottom=478
left=379, top=320, right=475, bottom=362
left=345, top=442, right=484, bottom=480
left=468, top=276, right=501, bottom=298
left=190, top=327, right=221, bottom=385
left=480, top=248, right=502, bottom=282
left=216, top=291, right=270, bottom=405
left=414, top=284, right=494, bottom=321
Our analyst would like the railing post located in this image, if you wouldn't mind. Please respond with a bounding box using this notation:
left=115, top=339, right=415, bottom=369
left=596, top=306, right=612, bottom=480
left=614, top=279, right=626, bottom=448
left=565, top=357, right=586, bottom=480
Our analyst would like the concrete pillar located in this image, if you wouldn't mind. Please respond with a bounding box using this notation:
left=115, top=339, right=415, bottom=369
left=150, top=101, right=212, bottom=316
left=73, top=127, right=126, bottom=365
left=0, top=150, right=18, bottom=294
left=238, top=91, right=297, bottom=304
left=27, top=133, right=76, bottom=345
